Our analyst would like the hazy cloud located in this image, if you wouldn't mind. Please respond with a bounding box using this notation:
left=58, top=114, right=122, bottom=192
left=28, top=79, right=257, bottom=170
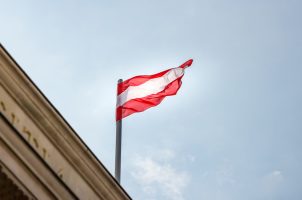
left=131, top=150, right=190, bottom=200
left=262, top=170, right=284, bottom=196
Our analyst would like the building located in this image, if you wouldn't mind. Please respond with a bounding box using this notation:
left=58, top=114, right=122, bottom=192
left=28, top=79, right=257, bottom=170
left=0, top=44, right=131, bottom=200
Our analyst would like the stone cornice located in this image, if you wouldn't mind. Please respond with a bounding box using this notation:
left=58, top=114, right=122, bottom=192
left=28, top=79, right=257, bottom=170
left=0, top=44, right=131, bottom=200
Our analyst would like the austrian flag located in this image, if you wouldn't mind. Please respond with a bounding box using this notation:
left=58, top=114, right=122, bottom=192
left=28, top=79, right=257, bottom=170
left=116, top=59, right=193, bottom=121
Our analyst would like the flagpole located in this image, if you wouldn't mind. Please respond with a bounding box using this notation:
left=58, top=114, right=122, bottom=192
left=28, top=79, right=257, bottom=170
left=115, top=79, right=123, bottom=183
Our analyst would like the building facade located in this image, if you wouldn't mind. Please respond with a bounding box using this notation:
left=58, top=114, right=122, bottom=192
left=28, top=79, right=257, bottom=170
left=0, top=44, right=131, bottom=200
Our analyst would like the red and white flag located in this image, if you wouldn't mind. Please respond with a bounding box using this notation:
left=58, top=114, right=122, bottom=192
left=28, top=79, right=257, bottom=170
left=116, top=59, right=193, bottom=121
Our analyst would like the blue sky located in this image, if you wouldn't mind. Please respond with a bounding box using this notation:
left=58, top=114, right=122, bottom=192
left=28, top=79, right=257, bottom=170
left=1, top=0, right=302, bottom=199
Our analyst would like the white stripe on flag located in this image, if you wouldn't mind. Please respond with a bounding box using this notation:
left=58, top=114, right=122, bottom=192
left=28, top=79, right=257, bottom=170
left=117, top=67, right=184, bottom=107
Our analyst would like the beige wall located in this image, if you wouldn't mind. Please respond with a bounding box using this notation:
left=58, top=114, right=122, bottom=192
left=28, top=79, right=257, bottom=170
left=0, top=44, right=131, bottom=200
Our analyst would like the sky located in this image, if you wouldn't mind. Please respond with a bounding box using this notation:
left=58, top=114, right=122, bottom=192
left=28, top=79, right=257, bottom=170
left=1, top=0, right=302, bottom=199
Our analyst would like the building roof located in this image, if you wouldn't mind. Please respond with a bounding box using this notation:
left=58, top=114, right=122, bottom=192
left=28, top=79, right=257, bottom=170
left=0, top=43, right=131, bottom=199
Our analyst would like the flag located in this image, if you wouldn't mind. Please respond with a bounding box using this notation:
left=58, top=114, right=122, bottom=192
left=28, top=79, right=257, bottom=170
left=116, top=59, right=193, bottom=121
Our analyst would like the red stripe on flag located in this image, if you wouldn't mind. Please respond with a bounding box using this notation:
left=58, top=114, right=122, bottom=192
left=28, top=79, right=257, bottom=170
left=117, top=59, right=193, bottom=95
left=179, top=59, right=193, bottom=69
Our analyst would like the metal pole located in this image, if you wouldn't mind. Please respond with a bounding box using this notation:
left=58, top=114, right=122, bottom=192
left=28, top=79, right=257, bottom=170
left=115, top=79, right=123, bottom=183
